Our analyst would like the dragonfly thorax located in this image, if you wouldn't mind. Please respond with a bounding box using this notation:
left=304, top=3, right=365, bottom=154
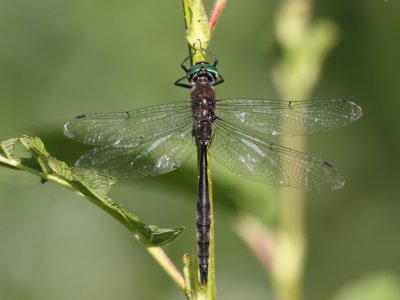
left=191, top=76, right=217, bottom=146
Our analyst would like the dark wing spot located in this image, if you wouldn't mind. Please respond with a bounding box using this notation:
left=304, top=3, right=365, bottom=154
left=76, top=114, right=86, bottom=119
left=323, top=161, right=334, bottom=168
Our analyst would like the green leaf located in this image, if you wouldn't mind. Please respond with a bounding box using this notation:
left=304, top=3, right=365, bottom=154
left=182, top=0, right=211, bottom=62
left=0, top=136, right=184, bottom=247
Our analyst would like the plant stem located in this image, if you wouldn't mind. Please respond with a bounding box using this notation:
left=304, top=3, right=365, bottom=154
left=182, top=0, right=210, bottom=62
left=270, top=0, right=338, bottom=299
left=148, top=247, right=185, bottom=291
left=206, top=156, right=216, bottom=298
left=180, top=1, right=219, bottom=298
left=209, top=0, right=228, bottom=35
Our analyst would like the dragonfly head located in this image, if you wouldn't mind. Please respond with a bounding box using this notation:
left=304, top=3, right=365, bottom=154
left=175, top=50, right=224, bottom=89
left=187, top=62, right=219, bottom=85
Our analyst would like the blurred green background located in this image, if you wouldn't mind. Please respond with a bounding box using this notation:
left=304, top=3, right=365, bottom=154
left=1, top=1, right=400, bottom=299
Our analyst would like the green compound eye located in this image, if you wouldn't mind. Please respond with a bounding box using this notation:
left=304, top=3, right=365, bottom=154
left=204, top=65, right=218, bottom=77
left=187, top=65, right=203, bottom=77
left=187, top=64, right=219, bottom=78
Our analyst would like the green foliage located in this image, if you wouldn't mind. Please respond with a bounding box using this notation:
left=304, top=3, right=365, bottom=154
left=182, top=0, right=210, bottom=62
left=0, top=136, right=184, bottom=247
left=331, top=273, right=400, bottom=300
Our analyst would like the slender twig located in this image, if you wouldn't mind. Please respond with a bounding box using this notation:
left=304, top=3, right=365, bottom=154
left=209, top=0, right=228, bottom=35
left=180, top=1, right=219, bottom=298
left=235, top=214, right=276, bottom=271
left=148, top=247, right=185, bottom=291
left=269, top=1, right=338, bottom=299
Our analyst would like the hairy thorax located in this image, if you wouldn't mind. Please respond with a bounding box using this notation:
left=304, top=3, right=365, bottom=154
left=191, top=79, right=217, bottom=145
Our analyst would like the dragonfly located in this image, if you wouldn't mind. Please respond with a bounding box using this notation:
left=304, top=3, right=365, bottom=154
left=64, top=49, right=362, bottom=285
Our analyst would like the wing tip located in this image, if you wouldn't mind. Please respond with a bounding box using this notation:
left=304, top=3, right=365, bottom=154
left=336, top=98, right=363, bottom=122
left=323, top=159, right=346, bottom=190
left=302, top=159, right=346, bottom=191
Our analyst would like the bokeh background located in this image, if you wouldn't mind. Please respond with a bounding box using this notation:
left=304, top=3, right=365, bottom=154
left=1, top=1, right=400, bottom=299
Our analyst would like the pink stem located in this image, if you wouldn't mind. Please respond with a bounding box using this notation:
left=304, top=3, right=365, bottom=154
left=209, top=0, right=228, bottom=35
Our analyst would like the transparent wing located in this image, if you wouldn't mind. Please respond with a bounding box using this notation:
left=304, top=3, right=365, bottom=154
left=216, top=99, right=362, bottom=136
left=64, top=101, right=192, bottom=146
left=210, top=120, right=345, bottom=190
left=76, top=125, right=196, bottom=178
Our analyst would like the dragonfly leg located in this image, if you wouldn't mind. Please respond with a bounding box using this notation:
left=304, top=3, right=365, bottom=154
left=199, top=47, right=219, bottom=66
left=180, top=55, right=192, bottom=72
left=174, top=75, right=193, bottom=89
left=213, top=74, right=224, bottom=86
